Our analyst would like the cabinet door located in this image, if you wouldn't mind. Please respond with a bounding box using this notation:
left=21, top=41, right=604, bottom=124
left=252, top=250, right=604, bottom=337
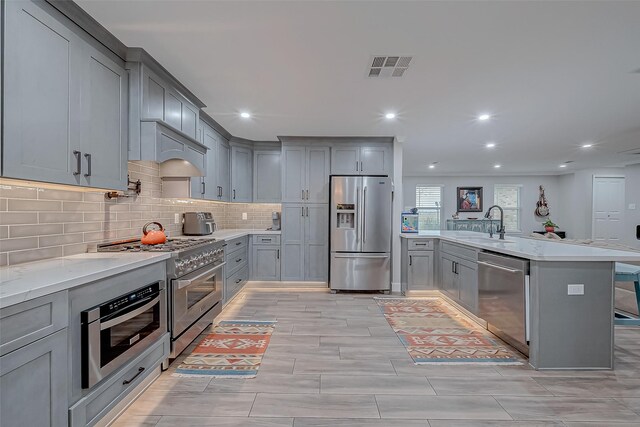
left=281, top=204, right=305, bottom=281
left=3, top=0, right=82, bottom=185
left=181, top=102, right=198, bottom=139
left=231, top=146, right=252, bottom=202
left=0, top=329, right=68, bottom=427
left=83, top=49, right=128, bottom=190
left=253, top=150, right=282, bottom=202
left=281, top=146, right=306, bottom=203
left=164, top=91, right=183, bottom=131
left=217, top=140, right=231, bottom=201
left=458, top=262, right=479, bottom=314
left=141, top=69, right=165, bottom=120
left=360, top=146, right=392, bottom=175
left=251, top=246, right=281, bottom=281
left=331, top=146, right=359, bottom=175
left=408, top=251, right=434, bottom=290
left=202, top=124, right=219, bottom=200
left=440, top=255, right=459, bottom=300
left=305, top=204, right=329, bottom=281
left=306, top=147, right=330, bottom=203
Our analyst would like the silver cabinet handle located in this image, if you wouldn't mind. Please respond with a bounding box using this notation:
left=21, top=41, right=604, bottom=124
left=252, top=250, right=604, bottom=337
left=84, top=153, right=92, bottom=177
left=233, top=189, right=236, bottom=199
left=73, top=151, right=81, bottom=175
left=235, top=258, right=242, bottom=262
left=477, top=261, right=522, bottom=274
left=201, top=181, right=205, bottom=195
left=355, top=161, right=359, bottom=172
left=306, top=189, right=309, bottom=200
left=277, top=249, right=280, bottom=259
left=302, top=190, right=305, bottom=200
left=414, top=243, right=427, bottom=246
left=301, top=207, right=304, bottom=217
left=306, top=207, right=309, bottom=217
left=409, top=255, right=412, bottom=266
left=333, top=254, right=389, bottom=259
left=362, top=186, right=367, bottom=243
left=360, top=161, right=363, bottom=172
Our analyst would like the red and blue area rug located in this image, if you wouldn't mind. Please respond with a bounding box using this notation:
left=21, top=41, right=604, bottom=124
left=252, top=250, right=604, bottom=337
left=174, top=320, right=276, bottom=378
left=375, top=298, right=522, bottom=365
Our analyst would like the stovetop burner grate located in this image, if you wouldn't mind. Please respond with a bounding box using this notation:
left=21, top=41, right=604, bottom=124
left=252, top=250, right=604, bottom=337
left=97, top=238, right=217, bottom=253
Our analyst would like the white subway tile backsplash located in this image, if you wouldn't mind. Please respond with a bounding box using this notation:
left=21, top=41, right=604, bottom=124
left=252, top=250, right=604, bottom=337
left=8, top=199, right=62, bottom=212
left=0, top=161, right=280, bottom=266
left=10, top=223, right=64, bottom=238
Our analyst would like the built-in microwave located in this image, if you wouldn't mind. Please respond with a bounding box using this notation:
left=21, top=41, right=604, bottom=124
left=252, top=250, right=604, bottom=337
left=81, top=282, right=166, bottom=389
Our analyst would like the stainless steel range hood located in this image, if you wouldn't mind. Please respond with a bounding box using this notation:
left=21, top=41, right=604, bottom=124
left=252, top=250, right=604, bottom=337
left=159, top=159, right=203, bottom=199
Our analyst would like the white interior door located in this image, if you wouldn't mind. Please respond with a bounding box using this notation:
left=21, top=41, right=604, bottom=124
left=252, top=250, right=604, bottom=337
left=592, top=176, right=625, bottom=242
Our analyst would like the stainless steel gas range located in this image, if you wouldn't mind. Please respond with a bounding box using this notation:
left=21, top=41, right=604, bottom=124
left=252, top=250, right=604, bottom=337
left=98, top=238, right=225, bottom=361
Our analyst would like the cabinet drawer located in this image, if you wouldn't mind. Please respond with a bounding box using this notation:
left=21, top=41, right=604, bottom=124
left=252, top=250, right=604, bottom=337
left=226, top=266, right=249, bottom=303
left=225, top=236, right=248, bottom=254
left=0, top=291, right=68, bottom=357
left=226, top=246, right=248, bottom=278
left=441, top=241, right=478, bottom=262
left=252, top=234, right=281, bottom=245
left=69, top=333, right=169, bottom=427
left=408, top=239, right=434, bottom=251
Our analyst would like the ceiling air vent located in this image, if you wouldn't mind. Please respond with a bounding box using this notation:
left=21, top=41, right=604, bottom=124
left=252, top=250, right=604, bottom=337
left=368, top=55, right=412, bottom=78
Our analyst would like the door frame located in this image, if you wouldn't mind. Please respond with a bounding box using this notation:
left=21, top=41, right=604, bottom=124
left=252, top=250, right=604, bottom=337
left=591, top=175, right=625, bottom=241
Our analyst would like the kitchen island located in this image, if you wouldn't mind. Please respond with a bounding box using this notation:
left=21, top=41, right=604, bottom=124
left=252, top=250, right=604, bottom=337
left=400, top=231, right=640, bottom=370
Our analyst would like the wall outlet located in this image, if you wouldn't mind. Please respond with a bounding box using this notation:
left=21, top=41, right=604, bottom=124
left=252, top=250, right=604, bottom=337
left=174, top=213, right=180, bottom=224
left=242, top=212, right=248, bottom=220
left=629, top=203, right=636, bottom=210
left=567, top=284, right=584, bottom=296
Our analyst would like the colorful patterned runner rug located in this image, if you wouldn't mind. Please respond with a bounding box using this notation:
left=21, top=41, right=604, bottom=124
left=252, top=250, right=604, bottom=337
left=174, top=320, right=276, bottom=378
left=375, top=298, right=523, bottom=365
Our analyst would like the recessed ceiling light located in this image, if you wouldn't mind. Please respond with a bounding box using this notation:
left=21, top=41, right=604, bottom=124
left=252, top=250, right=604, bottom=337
left=385, top=113, right=396, bottom=119
left=240, top=112, right=251, bottom=118
left=581, top=143, right=593, bottom=148
left=485, top=142, right=496, bottom=148
left=559, top=164, right=567, bottom=168
left=477, top=114, right=491, bottom=121
left=494, top=164, right=501, bottom=168
left=428, top=164, right=435, bottom=169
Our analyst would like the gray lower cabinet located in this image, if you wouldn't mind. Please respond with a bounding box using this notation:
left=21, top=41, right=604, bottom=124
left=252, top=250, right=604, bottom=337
left=224, top=236, right=250, bottom=303
left=439, top=243, right=479, bottom=314
left=231, top=145, right=253, bottom=202
left=407, top=251, right=435, bottom=291
left=253, top=149, right=282, bottom=202
left=0, top=329, right=68, bottom=427
left=251, top=245, right=281, bottom=280
left=281, top=203, right=328, bottom=281
left=3, top=0, right=127, bottom=190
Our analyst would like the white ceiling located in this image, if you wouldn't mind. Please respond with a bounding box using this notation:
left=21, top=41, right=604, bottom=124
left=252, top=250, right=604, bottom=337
left=77, top=0, right=640, bottom=176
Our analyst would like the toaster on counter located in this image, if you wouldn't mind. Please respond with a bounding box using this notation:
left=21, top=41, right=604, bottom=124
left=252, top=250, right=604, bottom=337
left=183, top=212, right=216, bottom=235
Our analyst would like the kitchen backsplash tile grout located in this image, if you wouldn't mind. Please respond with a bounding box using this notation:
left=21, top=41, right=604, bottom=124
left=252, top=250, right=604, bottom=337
left=0, top=161, right=280, bottom=266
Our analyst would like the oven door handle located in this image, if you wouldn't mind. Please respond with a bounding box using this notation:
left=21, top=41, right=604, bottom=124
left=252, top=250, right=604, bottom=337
left=100, top=295, right=161, bottom=330
left=176, top=262, right=226, bottom=290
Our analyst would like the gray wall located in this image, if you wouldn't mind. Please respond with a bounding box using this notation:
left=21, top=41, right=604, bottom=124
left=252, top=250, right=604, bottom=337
left=402, top=175, right=562, bottom=235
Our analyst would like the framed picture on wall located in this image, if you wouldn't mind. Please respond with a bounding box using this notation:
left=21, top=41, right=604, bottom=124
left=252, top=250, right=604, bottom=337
left=457, top=187, right=483, bottom=212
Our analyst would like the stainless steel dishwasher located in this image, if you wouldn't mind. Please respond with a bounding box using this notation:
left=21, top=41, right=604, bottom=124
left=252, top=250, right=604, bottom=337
left=478, top=251, right=530, bottom=355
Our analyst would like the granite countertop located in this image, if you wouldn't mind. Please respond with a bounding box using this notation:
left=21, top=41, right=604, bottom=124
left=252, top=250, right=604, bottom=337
left=0, top=252, right=171, bottom=308
left=400, top=230, right=640, bottom=262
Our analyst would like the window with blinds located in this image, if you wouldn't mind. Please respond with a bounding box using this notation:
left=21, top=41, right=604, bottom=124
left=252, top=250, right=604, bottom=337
left=416, top=186, right=442, bottom=230
left=494, top=185, right=521, bottom=232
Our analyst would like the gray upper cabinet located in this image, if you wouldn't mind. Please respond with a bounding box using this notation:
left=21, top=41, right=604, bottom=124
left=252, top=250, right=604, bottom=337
left=191, top=120, right=219, bottom=199
left=330, top=146, right=360, bottom=175
left=3, top=0, right=127, bottom=189
left=330, top=144, right=392, bottom=176
left=253, top=149, right=282, bottom=203
left=281, top=146, right=330, bottom=203
left=231, top=145, right=252, bottom=202
left=217, top=140, right=231, bottom=201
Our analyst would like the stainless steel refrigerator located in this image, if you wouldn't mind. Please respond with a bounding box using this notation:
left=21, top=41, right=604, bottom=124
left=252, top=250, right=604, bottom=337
left=330, top=176, right=392, bottom=291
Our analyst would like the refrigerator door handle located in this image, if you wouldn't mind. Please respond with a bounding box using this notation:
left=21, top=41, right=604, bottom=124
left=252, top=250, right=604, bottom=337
left=362, top=186, right=367, bottom=243
left=356, top=186, right=360, bottom=244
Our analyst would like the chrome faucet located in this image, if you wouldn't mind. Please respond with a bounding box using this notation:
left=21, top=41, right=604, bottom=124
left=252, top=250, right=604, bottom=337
left=485, top=205, right=506, bottom=240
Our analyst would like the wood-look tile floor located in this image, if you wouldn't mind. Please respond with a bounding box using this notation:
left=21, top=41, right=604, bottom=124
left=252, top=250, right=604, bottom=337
left=112, top=285, right=640, bottom=427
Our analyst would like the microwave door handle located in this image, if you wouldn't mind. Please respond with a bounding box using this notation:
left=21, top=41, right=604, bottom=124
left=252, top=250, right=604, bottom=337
left=100, top=295, right=161, bottom=330
left=176, top=262, right=226, bottom=289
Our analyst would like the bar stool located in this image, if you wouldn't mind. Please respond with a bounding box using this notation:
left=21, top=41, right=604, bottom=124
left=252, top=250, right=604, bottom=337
left=614, top=263, right=640, bottom=326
